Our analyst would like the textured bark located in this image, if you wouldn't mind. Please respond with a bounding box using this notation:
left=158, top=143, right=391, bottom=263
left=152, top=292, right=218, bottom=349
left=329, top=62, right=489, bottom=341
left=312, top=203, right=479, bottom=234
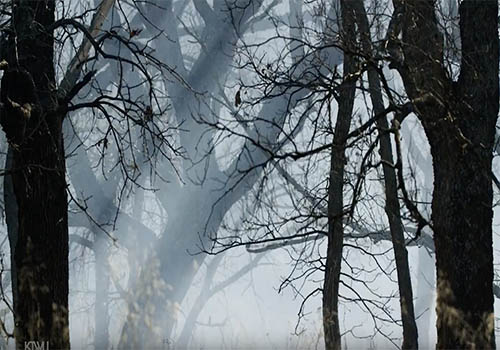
left=322, top=2, right=356, bottom=348
left=0, top=1, right=69, bottom=348
left=431, top=130, right=495, bottom=349
left=392, top=0, right=499, bottom=347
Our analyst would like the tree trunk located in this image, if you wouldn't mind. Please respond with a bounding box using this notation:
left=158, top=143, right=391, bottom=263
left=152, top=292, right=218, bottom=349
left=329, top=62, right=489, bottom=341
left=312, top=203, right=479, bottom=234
left=431, top=137, right=495, bottom=348
left=350, top=1, right=419, bottom=347
left=322, top=2, right=356, bottom=348
left=391, top=0, right=498, bottom=347
left=372, top=65, right=418, bottom=350
left=1, top=1, right=70, bottom=348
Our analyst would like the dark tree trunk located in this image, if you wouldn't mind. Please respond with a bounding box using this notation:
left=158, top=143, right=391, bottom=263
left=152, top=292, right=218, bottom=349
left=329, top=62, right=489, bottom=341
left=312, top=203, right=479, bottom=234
left=390, top=0, right=498, bottom=347
left=322, top=2, right=356, bottom=348
left=431, top=132, right=495, bottom=348
left=0, top=1, right=70, bottom=348
left=350, top=1, right=419, bottom=347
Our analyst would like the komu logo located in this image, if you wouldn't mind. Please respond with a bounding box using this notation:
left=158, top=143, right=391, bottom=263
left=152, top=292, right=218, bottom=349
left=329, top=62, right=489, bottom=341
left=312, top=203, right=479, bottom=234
left=24, top=341, right=49, bottom=350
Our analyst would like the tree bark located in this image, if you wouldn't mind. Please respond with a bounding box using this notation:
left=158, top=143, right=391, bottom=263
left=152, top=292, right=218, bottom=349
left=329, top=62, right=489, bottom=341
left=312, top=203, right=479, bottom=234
left=0, top=1, right=70, bottom=348
left=391, top=0, right=499, bottom=347
left=431, top=133, right=495, bottom=348
left=322, top=2, right=356, bottom=348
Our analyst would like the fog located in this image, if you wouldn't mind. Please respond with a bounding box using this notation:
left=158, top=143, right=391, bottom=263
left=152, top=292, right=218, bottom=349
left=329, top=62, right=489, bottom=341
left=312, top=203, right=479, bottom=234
left=0, top=0, right=498, bottom=349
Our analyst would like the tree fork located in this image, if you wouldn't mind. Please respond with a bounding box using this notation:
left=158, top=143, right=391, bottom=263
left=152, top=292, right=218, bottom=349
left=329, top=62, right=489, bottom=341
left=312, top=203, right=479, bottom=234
left=391, top=0, right=498, bottom=347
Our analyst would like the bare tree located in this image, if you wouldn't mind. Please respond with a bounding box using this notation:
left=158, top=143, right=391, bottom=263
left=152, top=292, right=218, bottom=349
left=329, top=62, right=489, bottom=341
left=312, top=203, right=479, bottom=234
left=1, top=2, right=71, bottom=347
left=322, top=1, right=357, bottom=348
left=0, top=0, right=495, bottom=349
left=387, top=0, right=498, bottom=347
left=0, top=0, right=175, bottom=347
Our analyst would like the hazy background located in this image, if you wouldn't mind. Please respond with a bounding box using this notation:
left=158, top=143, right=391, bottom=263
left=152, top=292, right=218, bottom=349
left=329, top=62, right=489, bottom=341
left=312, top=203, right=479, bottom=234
left=0, top=0, right=498, bottom=349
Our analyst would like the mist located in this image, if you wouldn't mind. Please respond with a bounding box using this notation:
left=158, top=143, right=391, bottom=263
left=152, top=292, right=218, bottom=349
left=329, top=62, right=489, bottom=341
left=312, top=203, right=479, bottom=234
left=0, top=0, right=498, bottom=349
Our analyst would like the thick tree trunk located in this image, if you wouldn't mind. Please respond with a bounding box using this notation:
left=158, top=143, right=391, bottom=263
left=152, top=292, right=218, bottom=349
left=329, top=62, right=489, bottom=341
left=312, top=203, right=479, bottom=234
left=0, top=1, right=70, bottom=348
left=388, top=0, right=498, bottom=347
left=9, top=112, right=69, bottom=349
left=431, top=138, right=495, bottom=348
